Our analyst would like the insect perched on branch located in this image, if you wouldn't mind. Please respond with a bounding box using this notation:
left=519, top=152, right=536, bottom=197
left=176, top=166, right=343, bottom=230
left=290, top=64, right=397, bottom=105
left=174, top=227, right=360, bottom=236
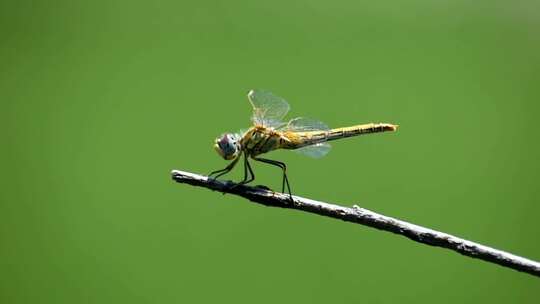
left=210, top=89, right=398, bottom=198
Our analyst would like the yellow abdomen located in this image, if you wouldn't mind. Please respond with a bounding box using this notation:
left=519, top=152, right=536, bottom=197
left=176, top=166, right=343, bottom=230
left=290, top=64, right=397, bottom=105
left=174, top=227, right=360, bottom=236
left=282, top=123, right=398, bottom=149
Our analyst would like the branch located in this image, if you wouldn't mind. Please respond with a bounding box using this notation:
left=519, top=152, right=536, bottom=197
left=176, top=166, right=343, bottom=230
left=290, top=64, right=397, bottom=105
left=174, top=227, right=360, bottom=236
left=171, top=169, right=540, bottom=278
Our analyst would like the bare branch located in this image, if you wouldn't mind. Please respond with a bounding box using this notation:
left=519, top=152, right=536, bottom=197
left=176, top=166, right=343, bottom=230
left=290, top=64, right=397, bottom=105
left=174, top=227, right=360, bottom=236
left=171, top=169, right=540, bottom=278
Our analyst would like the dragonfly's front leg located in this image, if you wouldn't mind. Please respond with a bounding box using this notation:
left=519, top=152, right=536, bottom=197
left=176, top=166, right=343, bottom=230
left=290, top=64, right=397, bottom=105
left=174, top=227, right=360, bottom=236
left=208, top=153, right=241, bottom=179
left=252, top=156, right=293, bottom=201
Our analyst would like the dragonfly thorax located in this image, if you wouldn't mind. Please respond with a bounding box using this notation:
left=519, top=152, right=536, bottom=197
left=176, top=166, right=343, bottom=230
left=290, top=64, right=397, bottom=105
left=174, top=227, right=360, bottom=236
left=214, top=133, right=242, bottom=160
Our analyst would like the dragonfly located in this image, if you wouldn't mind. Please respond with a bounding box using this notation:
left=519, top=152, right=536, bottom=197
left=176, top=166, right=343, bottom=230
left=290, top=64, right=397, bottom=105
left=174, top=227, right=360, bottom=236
left=209, top=89, right=398, bottom=198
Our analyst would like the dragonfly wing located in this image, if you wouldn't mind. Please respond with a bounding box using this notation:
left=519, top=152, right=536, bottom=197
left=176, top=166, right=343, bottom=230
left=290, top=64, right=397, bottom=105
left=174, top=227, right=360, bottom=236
left=248, top=89, right=290, bottom=128
left=293, top=142, right=332, bottom=158
left=282, top=117, right=329, bottom=132
left=282, top=117, right=332, bottom=158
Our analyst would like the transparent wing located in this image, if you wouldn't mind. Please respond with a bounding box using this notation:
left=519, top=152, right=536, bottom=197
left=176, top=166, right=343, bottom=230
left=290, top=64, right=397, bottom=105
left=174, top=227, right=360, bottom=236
left=294, top=142, right=332, bottom=158
left=281, top=117, right=329, bottom=132
left=248, top=89, right=290, bottom=129
left=282, top=117, right=332, bottom=158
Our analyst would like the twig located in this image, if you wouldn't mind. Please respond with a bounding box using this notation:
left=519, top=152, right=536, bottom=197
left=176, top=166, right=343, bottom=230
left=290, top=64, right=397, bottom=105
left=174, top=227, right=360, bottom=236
left=171, top=169, right=540, bottom=278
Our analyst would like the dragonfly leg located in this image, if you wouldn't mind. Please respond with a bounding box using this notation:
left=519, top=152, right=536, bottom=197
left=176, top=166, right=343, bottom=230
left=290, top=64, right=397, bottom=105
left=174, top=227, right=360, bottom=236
left=244, top=154, right=255, bottom=184
left=236, top=153, right=255, bottom=185
left=228, top=153, right=256, bottom=191
left=208, top=153, right=241, bottom=179
left=252, top=156, right=293, bottom=202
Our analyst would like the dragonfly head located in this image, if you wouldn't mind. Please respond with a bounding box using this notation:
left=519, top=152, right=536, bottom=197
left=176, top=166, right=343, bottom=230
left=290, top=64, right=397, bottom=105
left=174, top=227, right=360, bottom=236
left=214, top=133, right=241, bottom=160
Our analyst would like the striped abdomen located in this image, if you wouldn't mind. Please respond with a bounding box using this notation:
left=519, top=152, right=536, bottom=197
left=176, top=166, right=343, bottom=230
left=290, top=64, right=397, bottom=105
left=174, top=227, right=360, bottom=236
left=283, top=123, right=398, bottom=149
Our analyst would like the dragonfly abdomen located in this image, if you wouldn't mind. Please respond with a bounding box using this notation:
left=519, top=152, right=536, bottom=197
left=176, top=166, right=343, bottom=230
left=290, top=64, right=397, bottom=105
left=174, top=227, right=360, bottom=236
left=326, top=123, right=398, bottom=141
left=288, top=123, right=398, bottom=148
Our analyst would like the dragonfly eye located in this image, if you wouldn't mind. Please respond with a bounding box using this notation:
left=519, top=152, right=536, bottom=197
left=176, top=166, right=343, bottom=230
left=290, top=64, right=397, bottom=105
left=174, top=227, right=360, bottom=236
left=214, top=133, right=239, bottom=160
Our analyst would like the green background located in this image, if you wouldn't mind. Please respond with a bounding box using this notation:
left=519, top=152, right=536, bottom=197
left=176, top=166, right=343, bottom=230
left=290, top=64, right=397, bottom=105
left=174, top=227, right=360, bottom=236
left=2, top=0, right=539, bottom=303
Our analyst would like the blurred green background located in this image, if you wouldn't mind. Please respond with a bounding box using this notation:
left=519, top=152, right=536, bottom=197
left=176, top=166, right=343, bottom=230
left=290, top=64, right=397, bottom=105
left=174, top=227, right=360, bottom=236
left=1, top=0, right=539, bottom=303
